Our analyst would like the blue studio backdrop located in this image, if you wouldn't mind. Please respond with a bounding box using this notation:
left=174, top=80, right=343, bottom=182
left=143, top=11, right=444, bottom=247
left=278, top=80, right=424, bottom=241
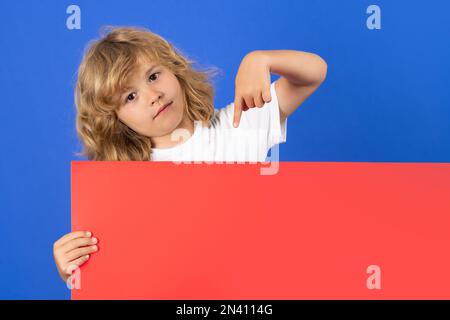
left=0, top=0, right=449, bottom=299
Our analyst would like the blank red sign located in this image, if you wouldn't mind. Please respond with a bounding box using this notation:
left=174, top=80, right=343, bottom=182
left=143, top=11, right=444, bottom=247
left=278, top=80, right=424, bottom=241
left=71, top=161, right=450, bottom=299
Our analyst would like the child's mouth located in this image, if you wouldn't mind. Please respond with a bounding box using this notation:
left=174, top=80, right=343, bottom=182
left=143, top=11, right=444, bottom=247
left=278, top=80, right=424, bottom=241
left=154, top=102, right=172, bottom=119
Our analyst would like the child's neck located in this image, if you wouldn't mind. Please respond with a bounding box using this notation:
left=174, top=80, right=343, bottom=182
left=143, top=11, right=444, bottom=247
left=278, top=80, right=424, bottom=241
left=150, top=115, right=195, bottom=149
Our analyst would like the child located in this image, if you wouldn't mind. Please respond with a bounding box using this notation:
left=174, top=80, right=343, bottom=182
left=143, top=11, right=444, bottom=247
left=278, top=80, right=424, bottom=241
left=54, top=26, right=327, bottom=283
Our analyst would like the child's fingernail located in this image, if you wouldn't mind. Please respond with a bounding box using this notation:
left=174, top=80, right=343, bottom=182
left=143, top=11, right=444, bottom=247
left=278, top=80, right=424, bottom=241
left=92, top=245, right=98, bottom=251
left=92, top=237, right=98, bottom=244
left=86, top=231, right=92, bottom=237
left=233, top=122, right=237, bottom=128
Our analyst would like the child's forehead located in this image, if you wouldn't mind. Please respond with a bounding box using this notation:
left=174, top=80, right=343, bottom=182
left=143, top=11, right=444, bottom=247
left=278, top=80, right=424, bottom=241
left=130, top=57, right=164, bottom=78
left=136, top=55, right=162, bottom=70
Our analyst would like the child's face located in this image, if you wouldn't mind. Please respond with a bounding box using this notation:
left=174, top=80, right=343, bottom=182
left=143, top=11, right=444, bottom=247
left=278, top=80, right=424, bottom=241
left=115, top=60, right=187, bottom=139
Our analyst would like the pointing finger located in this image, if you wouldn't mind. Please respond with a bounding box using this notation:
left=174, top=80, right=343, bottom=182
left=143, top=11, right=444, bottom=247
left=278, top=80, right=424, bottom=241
left=233, top=97, right=243, bottom=128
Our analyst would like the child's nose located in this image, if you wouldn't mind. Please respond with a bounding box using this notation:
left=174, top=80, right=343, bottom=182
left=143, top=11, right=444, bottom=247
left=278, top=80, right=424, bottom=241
left=145, top=88, right=163, bottom=107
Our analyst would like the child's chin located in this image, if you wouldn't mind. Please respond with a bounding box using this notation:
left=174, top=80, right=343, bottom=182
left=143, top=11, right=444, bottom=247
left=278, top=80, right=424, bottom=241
left=155, top=119, right=183, bottom=134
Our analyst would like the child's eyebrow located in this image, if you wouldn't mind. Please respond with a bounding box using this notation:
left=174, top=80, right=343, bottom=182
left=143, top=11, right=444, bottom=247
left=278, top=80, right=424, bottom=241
left=145, top=64, right=160, bottom=76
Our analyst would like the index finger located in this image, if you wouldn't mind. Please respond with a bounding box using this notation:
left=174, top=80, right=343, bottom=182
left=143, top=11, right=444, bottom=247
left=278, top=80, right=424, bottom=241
left=55, top=230, right=92, bottom=247
left=233, top=97, right=243, bottom=128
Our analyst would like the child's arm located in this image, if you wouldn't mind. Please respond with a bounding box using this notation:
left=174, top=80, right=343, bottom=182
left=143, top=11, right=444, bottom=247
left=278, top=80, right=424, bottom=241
left=233, top=50, right=327, bottom=127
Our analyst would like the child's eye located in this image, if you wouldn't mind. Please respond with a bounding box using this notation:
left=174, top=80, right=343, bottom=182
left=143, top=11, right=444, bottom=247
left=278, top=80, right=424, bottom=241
left=125, top=92, right=136, bottom=103
left=149, top=72, right=159, bottom=82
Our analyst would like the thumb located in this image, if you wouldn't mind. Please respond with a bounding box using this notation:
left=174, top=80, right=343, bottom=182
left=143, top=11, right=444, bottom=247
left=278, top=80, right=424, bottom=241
left=262, top=87, right=272, bottom=103
left=66, top=264, right=79, bottom=275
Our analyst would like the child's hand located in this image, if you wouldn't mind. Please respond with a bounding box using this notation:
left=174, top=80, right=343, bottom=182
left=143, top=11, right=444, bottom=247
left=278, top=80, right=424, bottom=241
left=53, top=231, right=98, bottom=283
left=233, top=51, right=272, bottom=128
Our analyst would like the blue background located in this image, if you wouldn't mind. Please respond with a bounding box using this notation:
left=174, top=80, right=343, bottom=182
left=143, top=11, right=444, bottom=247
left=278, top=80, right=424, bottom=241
left=0, top=0, right=449, bottom=299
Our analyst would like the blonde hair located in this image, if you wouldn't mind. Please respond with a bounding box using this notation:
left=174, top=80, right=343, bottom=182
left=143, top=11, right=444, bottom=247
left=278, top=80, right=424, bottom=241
left=74, top=26, right=220, bottom=160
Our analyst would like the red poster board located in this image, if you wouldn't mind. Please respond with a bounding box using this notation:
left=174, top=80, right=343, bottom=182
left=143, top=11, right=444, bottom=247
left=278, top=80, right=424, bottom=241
left=71, top=161, right=450, bottom=299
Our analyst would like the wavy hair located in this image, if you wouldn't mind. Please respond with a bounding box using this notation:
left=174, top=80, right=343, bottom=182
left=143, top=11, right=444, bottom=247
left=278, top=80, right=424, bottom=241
left=74, top=26, right=220, bottom=160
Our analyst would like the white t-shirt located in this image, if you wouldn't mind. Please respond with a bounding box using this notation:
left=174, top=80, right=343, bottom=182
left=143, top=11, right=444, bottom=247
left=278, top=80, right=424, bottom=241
left=150, top=81, right=287, bottom=163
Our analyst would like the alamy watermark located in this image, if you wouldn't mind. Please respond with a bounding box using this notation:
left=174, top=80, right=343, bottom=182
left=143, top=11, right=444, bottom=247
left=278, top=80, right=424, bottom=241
left=164, top=122, right=281, bottom=175
left=66, top=264, right=81, bottom=290
left=66, top=5, right=81, bottom=30
left=366, top=264, right=382, bottom=290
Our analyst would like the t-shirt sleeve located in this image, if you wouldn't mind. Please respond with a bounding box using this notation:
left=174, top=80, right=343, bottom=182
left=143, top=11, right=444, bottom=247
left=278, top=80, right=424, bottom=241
left=219, top=80, right=288, bottom=152
left=265, top=80, right=288, bottom=148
